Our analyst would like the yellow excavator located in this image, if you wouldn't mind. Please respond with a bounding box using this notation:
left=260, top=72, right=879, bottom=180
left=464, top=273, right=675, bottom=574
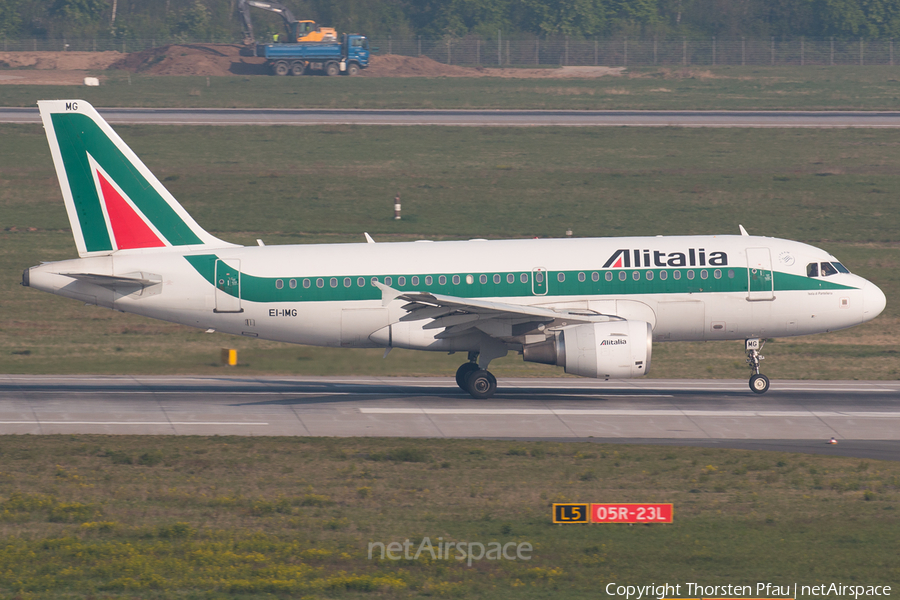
left=238, top=0, right=337, bottom=44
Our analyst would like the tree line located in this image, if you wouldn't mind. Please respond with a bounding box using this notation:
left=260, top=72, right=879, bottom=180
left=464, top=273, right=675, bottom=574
left=2, top=0, right=899, bottom=42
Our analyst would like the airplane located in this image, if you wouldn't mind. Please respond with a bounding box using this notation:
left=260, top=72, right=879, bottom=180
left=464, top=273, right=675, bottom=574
left=23, top=100, right=886, bottom=397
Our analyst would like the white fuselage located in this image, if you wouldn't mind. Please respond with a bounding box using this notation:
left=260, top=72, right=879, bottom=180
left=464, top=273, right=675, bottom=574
left=26, top=234, right=885, bottom=356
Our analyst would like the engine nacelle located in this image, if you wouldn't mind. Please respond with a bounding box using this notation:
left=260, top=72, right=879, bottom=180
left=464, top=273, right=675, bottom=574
left=523, top=321, right=652, bottom=379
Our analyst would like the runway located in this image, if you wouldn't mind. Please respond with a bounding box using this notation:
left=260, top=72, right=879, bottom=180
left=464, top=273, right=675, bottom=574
left=4, top=107, right=900, bottom=127
left=2, top=376, right=898, bottom=460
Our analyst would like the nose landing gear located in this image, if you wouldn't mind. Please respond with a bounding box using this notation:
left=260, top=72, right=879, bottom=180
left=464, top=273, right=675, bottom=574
left=455, top=352, right=498, bottom=399
left=746, top=338, right=770, bottom=394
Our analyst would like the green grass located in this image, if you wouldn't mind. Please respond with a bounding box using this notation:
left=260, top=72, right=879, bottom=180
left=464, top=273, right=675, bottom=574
left=0, top=436, right=896, bottom=598
left=2, top=124, right=898, bottom=377
left=2, top=66, right=900, bottom=110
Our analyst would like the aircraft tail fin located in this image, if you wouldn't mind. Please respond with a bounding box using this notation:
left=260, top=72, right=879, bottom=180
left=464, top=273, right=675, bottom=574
left=38, top=99, right=234, bottom=258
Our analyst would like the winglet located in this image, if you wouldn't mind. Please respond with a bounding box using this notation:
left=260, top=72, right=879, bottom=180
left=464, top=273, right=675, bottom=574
left=373, top=280, right=403, bottom=307
left=739, top=224, right=749, bottom=236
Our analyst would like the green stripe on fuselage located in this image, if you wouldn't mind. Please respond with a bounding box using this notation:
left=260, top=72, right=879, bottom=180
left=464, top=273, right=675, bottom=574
left=185, top=255, right=854, bottom=303
left=51, top=113, right=203, bottom=251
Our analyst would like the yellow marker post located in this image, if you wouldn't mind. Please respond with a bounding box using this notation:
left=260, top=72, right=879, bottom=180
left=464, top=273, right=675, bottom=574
left=221, top=348, right=237, bottom=366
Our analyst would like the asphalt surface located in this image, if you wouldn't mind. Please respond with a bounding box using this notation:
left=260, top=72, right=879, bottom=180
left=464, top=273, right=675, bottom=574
left=2, top=376, right=898, bottom=460
left=4, top=107, right=900, bottom=127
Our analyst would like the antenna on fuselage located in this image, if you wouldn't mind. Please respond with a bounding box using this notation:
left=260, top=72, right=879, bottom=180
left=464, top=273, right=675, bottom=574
left=739, top=224, right=749, bottom=236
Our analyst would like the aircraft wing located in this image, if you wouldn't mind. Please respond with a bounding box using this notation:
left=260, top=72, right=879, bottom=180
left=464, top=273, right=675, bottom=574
left=375, top=282, right=620, bottom=342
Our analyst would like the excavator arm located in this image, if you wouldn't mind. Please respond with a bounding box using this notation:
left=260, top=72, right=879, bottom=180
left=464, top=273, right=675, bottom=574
left=237, top=0, right=298, bottom=45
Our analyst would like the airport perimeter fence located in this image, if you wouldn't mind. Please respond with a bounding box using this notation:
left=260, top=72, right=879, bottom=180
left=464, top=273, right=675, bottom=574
left=1, top=36, right=898, bottom=67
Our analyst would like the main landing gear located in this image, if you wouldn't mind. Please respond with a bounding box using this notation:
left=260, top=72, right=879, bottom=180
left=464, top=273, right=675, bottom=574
left=456, top=352, right=498, bottom=399
left=745, top=338, right=770, bottom=394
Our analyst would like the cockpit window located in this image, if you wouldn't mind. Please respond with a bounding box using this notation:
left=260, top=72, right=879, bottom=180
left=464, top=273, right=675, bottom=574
left=809, top=261, right=850, bottom=278
left=820, top=262, right=838, bottom=277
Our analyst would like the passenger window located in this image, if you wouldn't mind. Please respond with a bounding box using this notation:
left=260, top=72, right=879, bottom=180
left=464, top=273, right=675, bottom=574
left=646, top=271, right=654, bottom=281
left=821, top=262, right=838, bottom=277
left=673, top=271, right=681, bottom=280
left=714, top=269, right=722, bottom=279
left=344, top=277, right=351, bottom=288
left=520, top=273, right=528, bottom=283
left=578, top=272, right=585, bottom=282
left=398, top=276, right=406, bottom=286
left=535, top=272, right=544, bottom=283
left=330, top=278, right=338, bottom=288
left=452, top=275, right=460, bottom=285
left=557, top=273, right=565, bottom=283
left=316, top=278, right=324, bottom=288
left=807, top=263, right=819, bottom=278
left=411, top=276, right=419, bottom=286
left=507, top=273, right=514, bottom=284
left=605, top=272, right=613, bottom=282
left=303, top=279, right=310, bottom=289
left=700, top=270, right=708, bottom=280
left=687, top=270, right=695, bottom=280
left=425, top=276, right=433, bottom=285
left=479, top=274, right=487, bottom=284
left=618, top=271, right=626, bottom=281
left=385, top=276, right=392, bottom=286
left=289, top=279, right=297, bottom=289
left=275, top=279, right=283, bottom=290
left=371, top=277, right=378, bottom=286
left=439, top=275, right=447, bottom=285
left=659, top=271, right=667, bottom=280
left=592, top=272, right=599, bottom=282
left=632, top=271, right=640, bottom=281
left=493, top=274, right=501, bottom=284
left=357, top=277, right=365, bottom=287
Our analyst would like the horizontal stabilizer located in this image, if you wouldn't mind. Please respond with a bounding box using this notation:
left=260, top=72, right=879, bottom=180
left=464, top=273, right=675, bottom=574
left=62, top=272, right=161, bottom=289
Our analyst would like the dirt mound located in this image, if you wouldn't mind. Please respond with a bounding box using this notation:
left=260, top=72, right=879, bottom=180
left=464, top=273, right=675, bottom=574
left=0, top=70, right=100, bottom=85
left=363, top=54, right=625, bottom=78
left=362, top=54, right=480, bottom=77
left=109, top=44, right=267, bottom=76
left=0, top=51, right=122, bottom=70
left=0, top=46, right=626, bottom=81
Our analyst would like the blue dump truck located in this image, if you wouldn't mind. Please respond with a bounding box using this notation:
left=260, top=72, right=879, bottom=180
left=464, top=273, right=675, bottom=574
left=256, top=33, right=370, bottom=76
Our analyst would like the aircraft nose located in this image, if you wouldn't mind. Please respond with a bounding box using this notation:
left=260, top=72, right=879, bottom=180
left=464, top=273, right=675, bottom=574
left=862, top=280, right=886, bottom=323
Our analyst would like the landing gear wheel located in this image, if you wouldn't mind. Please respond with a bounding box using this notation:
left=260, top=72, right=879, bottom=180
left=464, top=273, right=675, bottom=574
left=455, top=362, right=480, bottom=391
left=749, top=373, right=770, bottom=394
left=465, top=369, right=497, bottom=399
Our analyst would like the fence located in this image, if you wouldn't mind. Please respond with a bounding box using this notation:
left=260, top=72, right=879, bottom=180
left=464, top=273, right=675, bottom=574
left=1, top=36, right=897, bottom=67
left=375, top=37, right=898, bottom=67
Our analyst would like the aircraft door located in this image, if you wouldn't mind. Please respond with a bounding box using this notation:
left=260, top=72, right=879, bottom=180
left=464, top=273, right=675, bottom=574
left=214, top=259, right=243, bottom=313
left=532, top=268, right=548, bottom=295
left=746, top=248, right=774, bottom=301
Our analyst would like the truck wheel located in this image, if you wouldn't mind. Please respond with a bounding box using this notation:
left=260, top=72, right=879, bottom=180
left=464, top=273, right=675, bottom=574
left=324, top=62, right=340, bottom=77
left=273, top=61, right=289, bottom=76
left=345, top=63, right=360, bottom=76
left=290, top=61, right=306, bottom=76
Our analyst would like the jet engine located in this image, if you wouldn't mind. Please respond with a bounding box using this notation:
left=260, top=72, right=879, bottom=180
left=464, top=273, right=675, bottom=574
left=523, top=321, right=651, bottom=379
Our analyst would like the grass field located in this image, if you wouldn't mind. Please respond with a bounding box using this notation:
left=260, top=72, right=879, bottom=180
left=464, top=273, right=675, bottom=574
left=2, top=123, right=897, bottom=378
left=2, top=66, right=900, bottom=110
left=0, top=435, right=895, bottom=598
